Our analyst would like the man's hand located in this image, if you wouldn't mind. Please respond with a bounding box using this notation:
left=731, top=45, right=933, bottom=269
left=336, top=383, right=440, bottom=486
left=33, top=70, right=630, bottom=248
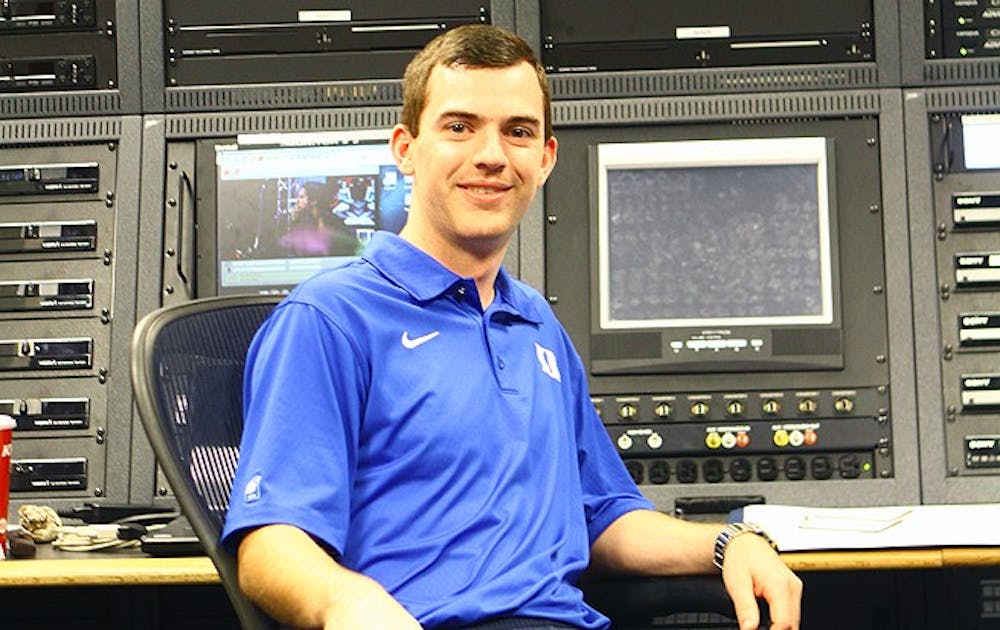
left=720, top=533, right=802, bottom=630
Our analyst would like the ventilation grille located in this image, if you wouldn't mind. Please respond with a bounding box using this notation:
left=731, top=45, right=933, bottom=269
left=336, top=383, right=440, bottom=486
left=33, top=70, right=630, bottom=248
left=165, top=81, right=403, bottom=113
left=924, top=60, right=1000, bottom=85
left=550, top=64, right=879, bottom=101
left=0, top=117, right=123, bottom=142
left=0, top=92, right=123, bottom=119
left=926, top=86, right=1000, bottom=114
left=555, top=91, right=881, bottom=127
left=981, top=579, right=1000, bottom=620
left=165, top=107, right=401, bottom=138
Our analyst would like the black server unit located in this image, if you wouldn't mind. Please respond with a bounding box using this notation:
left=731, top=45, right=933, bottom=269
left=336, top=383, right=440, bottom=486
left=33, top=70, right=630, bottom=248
left=143, top=1, right=515, bottom=113
left=0, top=0, right=116, bottom=92
left=902, top=0, right=1000, bottom=87
left=0, top=117, right=140, bottom=510
left=514, top=0, right=900, bottom=100
left=541, top=0, right=873, bottom=73
left=906, top=86, right=1000, bottom=504
left=925, top=0, right=1000, bottom=61
left=530, top=90, right=919, bottom=513
left=0, top=0, right=140, bottom=116
left=165, top=1, right=489, bottom=87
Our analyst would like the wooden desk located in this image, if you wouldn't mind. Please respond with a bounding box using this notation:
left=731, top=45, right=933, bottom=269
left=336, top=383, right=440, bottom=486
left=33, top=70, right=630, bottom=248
left=0, top=555, right=220, bottom=587
left=1, top=547, right=998, bottom=587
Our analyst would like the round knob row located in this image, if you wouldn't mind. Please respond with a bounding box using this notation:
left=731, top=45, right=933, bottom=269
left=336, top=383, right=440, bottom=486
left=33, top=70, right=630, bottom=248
left=615, top=397, right=855, bottom=420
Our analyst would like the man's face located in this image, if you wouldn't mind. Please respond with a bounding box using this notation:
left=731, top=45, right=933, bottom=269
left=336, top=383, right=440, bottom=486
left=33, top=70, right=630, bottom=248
left=391, top=61, right=557, bottom=257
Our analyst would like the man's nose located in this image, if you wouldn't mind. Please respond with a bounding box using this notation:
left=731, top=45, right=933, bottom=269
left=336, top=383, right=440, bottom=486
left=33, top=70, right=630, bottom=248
left=473, top=128, right=508, bottom=172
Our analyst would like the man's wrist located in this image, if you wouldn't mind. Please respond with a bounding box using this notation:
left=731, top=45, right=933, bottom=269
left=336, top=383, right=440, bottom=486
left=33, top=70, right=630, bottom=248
left=712, top=522, right=778, bottom=570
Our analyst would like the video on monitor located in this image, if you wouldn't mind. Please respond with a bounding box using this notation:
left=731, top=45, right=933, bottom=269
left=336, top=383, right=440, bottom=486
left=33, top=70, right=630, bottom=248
left=214, top=130, right=410, bottom=295
left=597, top=136, right=834, bottom=331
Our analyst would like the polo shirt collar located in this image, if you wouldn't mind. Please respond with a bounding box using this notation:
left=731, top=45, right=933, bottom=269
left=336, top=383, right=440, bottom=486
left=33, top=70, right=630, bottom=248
left=362, top=231, right=543, bottom=324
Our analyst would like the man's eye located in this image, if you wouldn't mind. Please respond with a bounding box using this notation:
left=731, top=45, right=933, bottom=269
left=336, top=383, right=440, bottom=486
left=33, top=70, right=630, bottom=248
left=510, top=127, right=532, bottom=138
left=448, top=122, right=468, bottom=133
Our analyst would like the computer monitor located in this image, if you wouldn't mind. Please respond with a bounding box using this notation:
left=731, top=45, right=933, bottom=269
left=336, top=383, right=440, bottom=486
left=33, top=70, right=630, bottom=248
left=584, top=134, right=842, bottom=375
left=211, top=130, right=410, bottom=295
left=597, top=136, right=833, bottom=331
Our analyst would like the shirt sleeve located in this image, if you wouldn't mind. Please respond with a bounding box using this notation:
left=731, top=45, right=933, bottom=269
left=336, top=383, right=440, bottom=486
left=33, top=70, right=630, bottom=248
left=221, top=300, right=368, bottom=556
left=560, top=329, right=656, bottom=546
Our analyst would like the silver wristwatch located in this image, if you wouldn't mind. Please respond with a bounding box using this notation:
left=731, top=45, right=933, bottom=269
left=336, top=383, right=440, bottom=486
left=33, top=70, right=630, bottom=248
left=712, top=522, right=778, bottom=570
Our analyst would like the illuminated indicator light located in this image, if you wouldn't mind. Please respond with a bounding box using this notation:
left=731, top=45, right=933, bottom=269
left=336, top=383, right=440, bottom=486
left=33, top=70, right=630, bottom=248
left=773, top=430, right=790, bottom=447
left=961, top=47, right=969, bottom=56
left=804, top=429, right=818, bottom=446
left=863, top=462, right=872, bottom=472
left=736, top=432, right=751, bottom=448
left=705, top=432, right=723, bottom=449
left=617, top=434, right=633, bottom=450
left=721, top=432, right=737, bottom=449
left=789, top=430, right=805, bottom=447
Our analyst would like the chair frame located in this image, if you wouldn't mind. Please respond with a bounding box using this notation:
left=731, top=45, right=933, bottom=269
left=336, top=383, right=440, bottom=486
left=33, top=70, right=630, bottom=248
left=131, top=294, right=281, bottom=630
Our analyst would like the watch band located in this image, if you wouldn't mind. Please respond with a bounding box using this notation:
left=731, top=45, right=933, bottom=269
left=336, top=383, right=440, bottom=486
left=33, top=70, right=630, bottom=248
left=712, top=522, right=778, bottom=570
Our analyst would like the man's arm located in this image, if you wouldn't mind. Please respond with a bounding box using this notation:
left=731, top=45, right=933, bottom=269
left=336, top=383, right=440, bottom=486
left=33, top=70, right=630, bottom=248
left=590, top=509, right=801, bottom=630
left=237, top=524, right=421, bottom=629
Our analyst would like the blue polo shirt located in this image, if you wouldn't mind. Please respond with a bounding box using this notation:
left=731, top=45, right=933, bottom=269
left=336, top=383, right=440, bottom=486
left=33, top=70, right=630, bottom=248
left=222, top=232, right=653, bottom=629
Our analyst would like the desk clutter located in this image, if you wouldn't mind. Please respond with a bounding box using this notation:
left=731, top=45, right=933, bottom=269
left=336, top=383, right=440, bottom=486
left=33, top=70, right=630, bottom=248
left=6, top=503, right=180, bottom=558
left=734, top=503, right=1000, bottom=552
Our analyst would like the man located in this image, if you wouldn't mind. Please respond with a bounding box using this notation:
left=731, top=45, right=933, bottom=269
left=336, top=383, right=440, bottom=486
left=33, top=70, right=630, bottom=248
left=222, top=24, right=802, bottom=630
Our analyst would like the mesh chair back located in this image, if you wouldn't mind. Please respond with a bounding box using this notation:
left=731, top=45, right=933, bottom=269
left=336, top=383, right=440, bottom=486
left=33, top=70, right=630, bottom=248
left=131, top=295, right=282, bottom=630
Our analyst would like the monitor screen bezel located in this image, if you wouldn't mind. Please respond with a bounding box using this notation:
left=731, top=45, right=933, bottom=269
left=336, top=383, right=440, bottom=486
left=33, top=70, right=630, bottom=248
left=595, top=136, right=836, bottom=331
left=195, top=129, right=407, bottom=297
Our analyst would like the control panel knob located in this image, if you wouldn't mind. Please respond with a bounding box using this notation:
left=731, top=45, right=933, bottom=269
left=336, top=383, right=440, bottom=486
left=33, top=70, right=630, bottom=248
left=690, top=401, right=710, bottom=418
left=762, top=398, right=782, bottom=415
left=725, top=400, right=745, bottom=417
left=797, top=398, right=818, bottom=415
left=833, top=397, right=854, bottom=414
left=654, top=402, right=672, bottom=419
left=618, top=402, right=639, bottom=420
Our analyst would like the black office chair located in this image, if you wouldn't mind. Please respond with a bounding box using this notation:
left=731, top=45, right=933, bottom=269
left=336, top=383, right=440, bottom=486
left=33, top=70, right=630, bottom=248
left=131, top=295, right=281, bottom=630
left=131, top=295, right=744, bottom=630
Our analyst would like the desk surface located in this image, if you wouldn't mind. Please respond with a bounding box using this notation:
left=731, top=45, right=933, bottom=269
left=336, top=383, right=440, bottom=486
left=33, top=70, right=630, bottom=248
left=1, top=548, right=998, bottom=587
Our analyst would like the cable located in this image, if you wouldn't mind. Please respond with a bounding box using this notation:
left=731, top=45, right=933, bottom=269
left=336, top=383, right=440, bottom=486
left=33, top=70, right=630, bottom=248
left=17, top=503, right=171, bottom=552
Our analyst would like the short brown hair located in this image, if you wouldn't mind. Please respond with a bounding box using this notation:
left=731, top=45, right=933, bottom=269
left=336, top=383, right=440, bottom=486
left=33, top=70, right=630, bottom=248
left=401, top=24, right=553, bottom=140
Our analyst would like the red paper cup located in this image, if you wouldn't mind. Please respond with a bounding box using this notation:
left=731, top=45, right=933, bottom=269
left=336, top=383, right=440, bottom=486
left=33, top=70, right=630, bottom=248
left=0, top=414, right=14, bottom=559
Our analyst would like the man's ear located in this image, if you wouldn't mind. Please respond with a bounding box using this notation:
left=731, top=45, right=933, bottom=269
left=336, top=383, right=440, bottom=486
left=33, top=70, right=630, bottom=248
left=390, top=124, right=416, bottom=175
left=537, top=135, right=559, bottom=188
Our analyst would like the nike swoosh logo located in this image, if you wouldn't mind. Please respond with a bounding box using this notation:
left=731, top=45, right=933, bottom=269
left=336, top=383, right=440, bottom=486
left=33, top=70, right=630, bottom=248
left=401, top=330, right=440, bottom=349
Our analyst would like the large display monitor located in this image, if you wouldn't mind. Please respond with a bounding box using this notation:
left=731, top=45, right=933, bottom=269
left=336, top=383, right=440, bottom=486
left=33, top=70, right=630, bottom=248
left=206, top=130, right=410, bottom=296
left=543, top=115, right=898, bottom=493
left=587, top=135, right=841, bottom=375
left=598, top=136, right=833, bottom=328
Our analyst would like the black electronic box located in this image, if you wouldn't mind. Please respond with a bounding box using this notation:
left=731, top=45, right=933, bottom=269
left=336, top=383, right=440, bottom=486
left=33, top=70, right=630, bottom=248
left=164, top=0, right=489, bottom=86
left=541, top=0, right=873, bottom=73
